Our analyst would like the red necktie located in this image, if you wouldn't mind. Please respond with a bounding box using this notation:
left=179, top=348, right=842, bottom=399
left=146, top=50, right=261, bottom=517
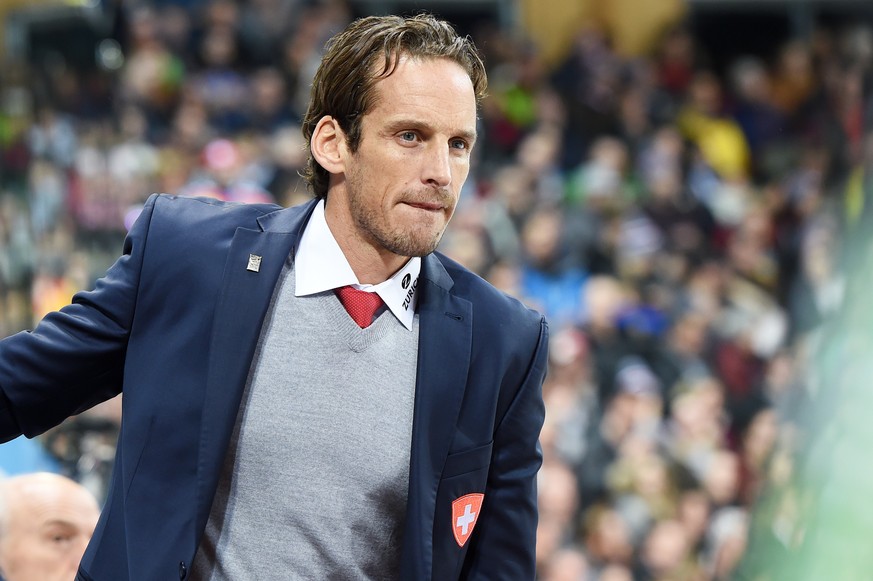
left=335, top=286, right=384, bottom=328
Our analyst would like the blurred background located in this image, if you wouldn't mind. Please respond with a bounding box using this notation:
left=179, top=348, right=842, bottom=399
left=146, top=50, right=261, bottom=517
left=1, top=0, right=872, bottom=579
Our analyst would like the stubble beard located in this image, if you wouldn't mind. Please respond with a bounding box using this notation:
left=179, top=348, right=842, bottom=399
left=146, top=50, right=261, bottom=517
left=345, top=164, right=454, bottom=258
left=348, top=189, right=449, bottom=257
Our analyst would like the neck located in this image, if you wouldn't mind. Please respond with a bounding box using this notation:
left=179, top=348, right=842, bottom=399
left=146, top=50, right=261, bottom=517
left=323, top=196, right=408, bottom=285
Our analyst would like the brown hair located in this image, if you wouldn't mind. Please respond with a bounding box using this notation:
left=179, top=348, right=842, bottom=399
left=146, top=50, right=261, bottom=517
left=301, top=14, right=487, bottom=198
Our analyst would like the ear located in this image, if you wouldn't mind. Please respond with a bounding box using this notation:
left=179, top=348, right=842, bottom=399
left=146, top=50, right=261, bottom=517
left=310, top=116, right=347, bottom=175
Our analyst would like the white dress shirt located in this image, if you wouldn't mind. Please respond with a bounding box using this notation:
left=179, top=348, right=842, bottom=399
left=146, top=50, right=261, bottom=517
left=294, top=200, right=420, bottom=330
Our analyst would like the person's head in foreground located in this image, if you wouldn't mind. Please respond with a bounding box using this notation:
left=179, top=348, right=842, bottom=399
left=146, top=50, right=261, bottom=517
left=302, top=14, right=487, bottom=278
left=0, top=472, right=100, bottom=581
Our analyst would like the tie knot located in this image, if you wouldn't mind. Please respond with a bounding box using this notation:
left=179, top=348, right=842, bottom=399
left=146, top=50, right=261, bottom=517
left=335, top=286, right=384, bottom=328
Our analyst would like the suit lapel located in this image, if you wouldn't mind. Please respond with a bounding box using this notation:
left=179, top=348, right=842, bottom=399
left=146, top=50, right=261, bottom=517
left=195, top=200, right=317, bottom=532
left=400, top=254, right=473, bottom=580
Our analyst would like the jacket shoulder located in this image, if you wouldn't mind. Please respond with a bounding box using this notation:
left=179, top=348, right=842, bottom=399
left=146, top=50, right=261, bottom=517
left=436, top=253, right=544, bottom=334
left=133, top=194, right=283, bottom=252
left=147, top=194, right=281, bottom=226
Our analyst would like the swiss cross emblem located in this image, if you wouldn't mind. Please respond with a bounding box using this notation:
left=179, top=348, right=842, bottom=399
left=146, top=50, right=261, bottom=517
left=451, top=493, right=484, bottom=547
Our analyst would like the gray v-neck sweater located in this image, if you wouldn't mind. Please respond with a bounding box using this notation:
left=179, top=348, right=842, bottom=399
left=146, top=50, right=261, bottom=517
left=191, top=262, right=419, bottom=580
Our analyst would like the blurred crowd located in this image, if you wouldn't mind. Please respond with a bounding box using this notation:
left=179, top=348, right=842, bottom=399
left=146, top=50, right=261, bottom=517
left=1, top=0, right=872, bottom=579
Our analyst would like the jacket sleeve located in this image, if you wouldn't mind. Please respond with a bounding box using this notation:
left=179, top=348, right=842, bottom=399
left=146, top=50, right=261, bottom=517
left=0, top=195, right=158, bottom=442
left=461, top=315, right=549, bottom=580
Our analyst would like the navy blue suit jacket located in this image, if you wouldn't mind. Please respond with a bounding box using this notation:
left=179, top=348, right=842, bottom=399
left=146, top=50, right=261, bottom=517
left=0, top=195, right=548, bottom=580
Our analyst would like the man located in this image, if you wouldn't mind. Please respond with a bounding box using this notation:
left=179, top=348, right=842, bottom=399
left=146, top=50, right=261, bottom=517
left=0, top=14, right=548, bottom=580
left=0, top=473, right=100, bottom=581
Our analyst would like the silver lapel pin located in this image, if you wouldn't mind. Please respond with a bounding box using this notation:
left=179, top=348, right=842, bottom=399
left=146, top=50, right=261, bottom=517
left=246, top=254, right=262, bottom=272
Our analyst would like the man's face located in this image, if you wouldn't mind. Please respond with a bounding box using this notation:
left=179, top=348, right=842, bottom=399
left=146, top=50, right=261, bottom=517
left=0, top=476, right=100, bottom=581
left=329, top=55, right=477, bottom=263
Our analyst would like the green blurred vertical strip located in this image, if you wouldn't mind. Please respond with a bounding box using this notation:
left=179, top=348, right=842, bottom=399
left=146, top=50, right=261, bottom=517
left=739, top=202, right=873, bottom=580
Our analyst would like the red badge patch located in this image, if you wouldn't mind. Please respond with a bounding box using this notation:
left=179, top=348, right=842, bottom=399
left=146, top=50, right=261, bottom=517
left=451, top=493, right=484, bottom=547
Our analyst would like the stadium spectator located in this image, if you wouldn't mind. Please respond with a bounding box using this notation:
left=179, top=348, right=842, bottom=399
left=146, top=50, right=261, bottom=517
left=0, top=472, right=100, bottom=581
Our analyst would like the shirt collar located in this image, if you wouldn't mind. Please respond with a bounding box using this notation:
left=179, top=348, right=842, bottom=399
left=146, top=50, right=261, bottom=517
left=294, top=200, right=420, bottom=330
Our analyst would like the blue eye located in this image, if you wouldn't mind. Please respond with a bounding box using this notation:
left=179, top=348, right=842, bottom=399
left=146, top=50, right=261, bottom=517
left=400, top=132, right=417, bottom=141
left=451, top=139, right=467, bottom=150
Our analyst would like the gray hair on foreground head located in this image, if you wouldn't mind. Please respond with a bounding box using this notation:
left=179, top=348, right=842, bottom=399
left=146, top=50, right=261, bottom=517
left=301, top=13, right=488, bottom=199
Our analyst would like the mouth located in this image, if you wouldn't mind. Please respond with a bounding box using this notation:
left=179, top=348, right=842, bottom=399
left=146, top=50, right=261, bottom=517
left=403, top=201, right=445, bottom=212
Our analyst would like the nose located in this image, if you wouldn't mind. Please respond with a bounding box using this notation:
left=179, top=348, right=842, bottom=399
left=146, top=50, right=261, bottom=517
left=66, top=545, right=88, bottom=574
left=423, top=143, right=452, bottom=189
